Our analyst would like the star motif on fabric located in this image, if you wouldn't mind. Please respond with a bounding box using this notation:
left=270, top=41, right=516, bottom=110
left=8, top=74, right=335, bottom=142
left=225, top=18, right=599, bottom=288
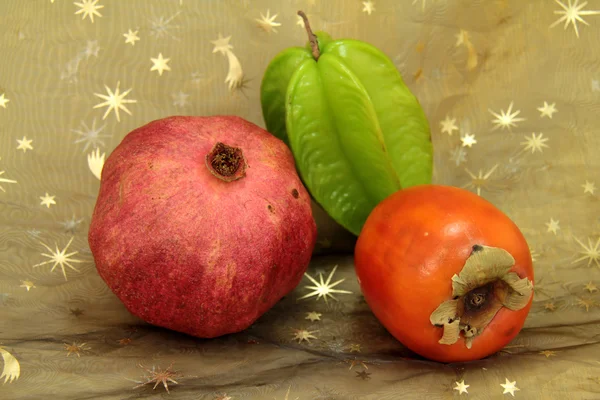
left=460, top=133, right=477, bottom=147
left=211, top=34, right=233, bottom=55
left=539, top=350, right=558, bottom=358
left=489, top=102, right=525, bottom=131
left=148, top=11, right=182, bottom=41
left=19, top=280, right=36, bottom=292
left=83, top=40, right=100, bottom=58
left=72, top=118, right=109, bottom=151
left=305, top=311, right=322, bottom=321
left=577, top=297, right=596, bottom=311
left=449, top=146, right=467, bottom=166
left=500, top=378, right=520, bottom=396
left=133, top=363, right=180, bottom=394
left=93, top=81, right=137, bottom=122
left=39, top=193, right=56, bottom=208
left=584, top=281, right=598, bottom=293
left=550, top=0, right=600, bottom=38
left=582, top=181, right=596, bottom=195
left=33, top=236, right=83, bottom=281
left=118, top=338, right=132, bottom=345
left=521, top=133, right=549, bottom=154
left=0, top=93, right=9, bottom=108
left=572, top=236, right=600, bottom=267
left=0, top=165, right=17, bottom=192
left=544, top=302, right=556, bottom=311
left=362, top=0, right=375, bottom=15
left=255, top=10, right=281, bottom=34
left=88, top=148, right=105, bottom=180
left=545, top=218, right=560, bottom=235
left=171, top=91, right=190, bottom=108
left=74, top=0, right=104, bottom=23
left=64, top=342, right=90, bottom=357
left=16, top=136, right=33, bottom=153
left=349, top=343, right=362, bottom=353
left=296, top=14, right=307, bottom=28
left=292, top=329, right=318, bottom=343
left=123, top=29, right=140, bottom=46
left=454, top=380, right=470, bottom=394
left=298, top=265, right=353, bottom=303
left=455, top=29, right=469, bottom=46
left=60, top=216, right=84, bottom=234
left=150, top=53, right=171, bottom=76
left=462, top=164, right=498, bottom=196
left=440, top=115, right=459, bottom=135
left=70, top=308, right=84, bottom=317
left=355, top=370, right=371, bottom=380
left=537, top=101, right=558, bottom=118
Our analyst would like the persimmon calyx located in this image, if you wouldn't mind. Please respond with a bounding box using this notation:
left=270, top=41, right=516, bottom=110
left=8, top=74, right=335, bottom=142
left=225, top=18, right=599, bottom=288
left=429, top=244, right=533, bottom=349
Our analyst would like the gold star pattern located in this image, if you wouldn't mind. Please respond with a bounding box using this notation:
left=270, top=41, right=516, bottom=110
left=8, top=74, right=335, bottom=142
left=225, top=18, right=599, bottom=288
left=0, top=93, right=9, bottom=108
left=33, top=236, right=83, bottom=281
left=74, top=0, right=104, bottom=23
left=582, top=181, right=596, bottom=195
left=362, top=1, right=375, bottom=15
left=584, top=282, right=598, bottom=293
left=550, top=0, right=600, bottom=38
left=344, top=358, right=372, bottom=370
left=544, top=302, right=556, bottom=311
left=572, top=236, right=600, bottom=267
left=64, top=342, right=90, bottom=357
left=211, top=33, right=233, bottom=55
left=292, top=329, right=318, bottom=343
left=87, top=148, right=105, bottom=180
left=449, top=146, right=467, bottom=166
left=19, top=280, right=36, bottom=292
left=454, top=380, right=470, bottom=395
left=39, top=192, right=56, bottom=208
left=305, top=311, right=322, bottom=321
left=538, top=101, right=558, bottom=118
left=577, top=297, right=596, bottom=311
left=16, top=136, right=33, bottom=153
left=489, top=102, right=526, bottom=131
left=440, top=115, right=459, bottom=135
left=521, top=133, right=549, bottom=154
left=150, top=53, right=171, bottom=76
left=355, top=370, right=371, bottom=380
left=255, top=10, right=281, bottom=34
left=460, top=133, right=477, bottom=147
left=500, top=378, right=520, bottom=396
left=539, top=350, right=558, bottom=358
left=545, top=218, right=560, bottom=235
left=70, top=308, right=84, bottom=317
left=93, top=81, right=137, bottom=122
left=455, top=29, right=469, bottom=46
left=462, top=164, right=499, bottom=196
left=133, top=363, right=180, bottom=394
left=123, top=29, right=140, bottom=46
left=118, top=338, right=132, bottom=345
left=349, top=344, right=361, bottom=353
left=298, top=265, right=353, bottom=303
left=0, top=164, right=18, bottom=192
left=0, top=346, right=20, bottom=384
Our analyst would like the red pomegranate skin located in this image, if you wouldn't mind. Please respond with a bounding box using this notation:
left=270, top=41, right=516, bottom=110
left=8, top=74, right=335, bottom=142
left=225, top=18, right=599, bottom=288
left=88, top=115, right=317, bottom=338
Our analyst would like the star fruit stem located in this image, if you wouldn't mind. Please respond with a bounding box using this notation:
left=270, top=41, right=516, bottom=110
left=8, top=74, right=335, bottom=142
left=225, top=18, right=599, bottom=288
left=298, top=10, right=320, bottom=60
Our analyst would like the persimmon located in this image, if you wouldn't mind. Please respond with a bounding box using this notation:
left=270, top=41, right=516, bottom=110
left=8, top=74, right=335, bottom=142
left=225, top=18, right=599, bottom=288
left=354, top=184, right=534, bottom=363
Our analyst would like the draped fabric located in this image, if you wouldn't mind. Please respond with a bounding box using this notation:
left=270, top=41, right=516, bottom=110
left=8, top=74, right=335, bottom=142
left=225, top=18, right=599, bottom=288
left=1, top=1, right=599, bottom=398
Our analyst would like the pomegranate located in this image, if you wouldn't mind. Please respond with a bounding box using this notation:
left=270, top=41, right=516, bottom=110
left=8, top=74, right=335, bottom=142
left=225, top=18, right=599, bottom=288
left=88, top=115, right=317, bottom=338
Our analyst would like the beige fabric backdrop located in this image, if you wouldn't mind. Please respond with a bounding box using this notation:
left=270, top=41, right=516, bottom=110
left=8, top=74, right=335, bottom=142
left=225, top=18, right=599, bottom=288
left=1, top=0, right=599, bottom=398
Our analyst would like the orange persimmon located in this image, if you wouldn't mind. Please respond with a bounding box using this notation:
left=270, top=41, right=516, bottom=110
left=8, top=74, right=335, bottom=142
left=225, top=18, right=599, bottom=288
left=354, top=184, right=534, bottom=363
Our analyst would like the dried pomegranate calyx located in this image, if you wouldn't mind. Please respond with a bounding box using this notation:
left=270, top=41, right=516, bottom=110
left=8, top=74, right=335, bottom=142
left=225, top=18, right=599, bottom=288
left=429, top=245, right=533, bottom=349
left=205, top=142, right=247, bottom=182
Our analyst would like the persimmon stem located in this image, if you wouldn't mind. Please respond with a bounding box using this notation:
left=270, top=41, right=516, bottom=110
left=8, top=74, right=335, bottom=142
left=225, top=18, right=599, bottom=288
left=298, top=10, right=320, bottom=60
